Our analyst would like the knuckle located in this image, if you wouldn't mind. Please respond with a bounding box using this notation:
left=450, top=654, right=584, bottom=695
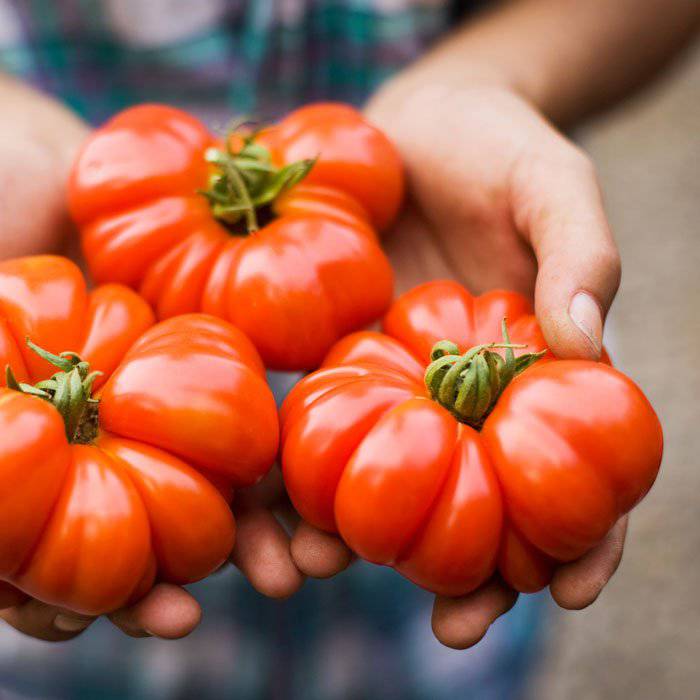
left=552, top=577, right=602, bottom=610
left=432, top=617, right=488, bottom=651
left=561, top=144, right=597, bottom=178
left=596, top=244, right=622, bottom=287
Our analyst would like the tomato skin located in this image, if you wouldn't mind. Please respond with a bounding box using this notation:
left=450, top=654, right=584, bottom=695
left=262, top=103, right=404, bottom=231
left=0, top=391, right=71, bottom=577
left=481, top=360, right=663, bottom=562
left=100, top=313, right=279, bottom=487
left=68, top=104, right=213, bottom=225
left=69, top=103, right=402, bottom=371
left=395, top=428, right=503, bottom=596
left=383, top=279, right=549, bottom=363
left=281, top=280, right=663, bottom=596
left=216, top=215, right=394, bottom=370
left=0, top=256, right=277, bottom=615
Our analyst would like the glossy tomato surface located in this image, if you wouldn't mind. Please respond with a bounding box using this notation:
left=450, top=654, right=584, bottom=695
left=69, top=103, right=402, bottom=370
left=0, top=256, right=278, bottom=615
left=281, top=280, right=662, bottom=596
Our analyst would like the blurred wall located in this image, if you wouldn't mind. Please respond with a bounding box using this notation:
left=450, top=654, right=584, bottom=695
left=529, top=42, right=700, bottom=700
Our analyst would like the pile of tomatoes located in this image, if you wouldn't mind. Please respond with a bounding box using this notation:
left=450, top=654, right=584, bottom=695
left=0, top=102, right=662, bottom=616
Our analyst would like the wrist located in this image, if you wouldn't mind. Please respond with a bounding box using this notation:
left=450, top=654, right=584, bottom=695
left=365, top=77, right=544, bottom=161
left=365, top=61, right=516, bottom=128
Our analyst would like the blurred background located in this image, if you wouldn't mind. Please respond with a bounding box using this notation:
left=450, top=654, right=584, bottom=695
left=0, top=8, right=697, bottom=700
left=529, top=41, right=700, bottom=700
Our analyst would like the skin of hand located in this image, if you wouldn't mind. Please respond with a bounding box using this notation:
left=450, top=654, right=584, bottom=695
left=0, top=75, right=89, bottom=258
left=289, top=83, right=627, bottom=650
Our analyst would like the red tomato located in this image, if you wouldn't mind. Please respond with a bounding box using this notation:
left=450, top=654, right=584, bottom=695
left=281, top=280, right=662, bottom=596
left=0, top=256, right=278, bottom=615
left=68, top=103, right=403, bottom=370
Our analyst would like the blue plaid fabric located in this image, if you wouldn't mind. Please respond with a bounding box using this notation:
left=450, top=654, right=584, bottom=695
left=0, top=0, right=452, bottom=124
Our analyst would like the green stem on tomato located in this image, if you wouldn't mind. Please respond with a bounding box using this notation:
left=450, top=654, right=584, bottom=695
left=199, top=121, right=315, bottom=235
left=424, top=318, right=546, bottom=428
left=5, top=339, right=102, bottom=444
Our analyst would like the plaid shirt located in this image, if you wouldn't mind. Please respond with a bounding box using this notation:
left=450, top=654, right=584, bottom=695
left=0, top=0, right=452, bottom=123
left=0, top=2, right=548, bottom=699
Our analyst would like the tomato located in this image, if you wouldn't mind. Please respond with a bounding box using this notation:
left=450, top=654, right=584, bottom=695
left=280, top=280, right=662, bottom=596
left=0, top=255, right=278, bottom=615
left=68, top=103, right=402, bottom=371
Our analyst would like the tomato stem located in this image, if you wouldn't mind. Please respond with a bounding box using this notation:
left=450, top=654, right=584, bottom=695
left=4, top=339, right=102, bottom=444
left=199, top=121, right=315, bottom=235
left=424, top=318, right=546, bottom=428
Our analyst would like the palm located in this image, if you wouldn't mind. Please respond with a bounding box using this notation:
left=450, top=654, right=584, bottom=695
left=375, top=87, right=559, bottom=298
left=386, top=202, right=534, bottom=298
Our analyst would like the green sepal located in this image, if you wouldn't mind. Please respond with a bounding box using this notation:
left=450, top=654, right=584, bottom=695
left=4, top=341, right=102, bottom=444
left=424, top=318, right=546, bottom=428
left=201, top=124, right=316, bottom=234
left=514, top=350, right=547, bottom=375
left=430, top=340, right=460, bottom=361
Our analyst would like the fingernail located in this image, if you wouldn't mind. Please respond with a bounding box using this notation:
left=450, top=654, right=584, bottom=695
left=568, top=292, right=602, bottom=356
left=54, top=614, right=92, bottom=633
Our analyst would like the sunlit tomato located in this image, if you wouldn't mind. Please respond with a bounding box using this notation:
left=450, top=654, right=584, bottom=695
left=0, top=255, right=278, bottom=615
left=68, top=103, right=403, bottom=370
left=281, top=280, right=662, bottom=596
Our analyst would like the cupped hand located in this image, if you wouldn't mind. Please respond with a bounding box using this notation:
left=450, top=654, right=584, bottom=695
left=0, top=469, right=307, bottom=641
left=289, top=84, right=625, bottom=649
left=1, top=80, right=625, bottom=645
left=0, top=80, right=307, bottom=640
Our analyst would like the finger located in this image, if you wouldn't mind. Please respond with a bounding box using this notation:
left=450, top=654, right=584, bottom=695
left=230, top=505, right=304, bottom=599
left=109, top=583, right=201, bottom=639
left=550, top=515, right=628, bottom=610
left=431, top=578, right=519, bottom=650
left=291, top=521, right=353, bottom=579
left=512, top=144, right=621, bottom=360
left=0, top=600, right=94, bottom=642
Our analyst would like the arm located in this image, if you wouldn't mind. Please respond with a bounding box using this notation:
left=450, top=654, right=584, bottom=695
left=377, top=0, right=700, bottom=127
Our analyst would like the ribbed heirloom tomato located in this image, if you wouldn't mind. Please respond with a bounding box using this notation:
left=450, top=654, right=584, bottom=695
left=281, top=280, right=663, bottom=596
left=0, top=256, right=278, bottom=615
left=68, top=102, right=403, bottom=370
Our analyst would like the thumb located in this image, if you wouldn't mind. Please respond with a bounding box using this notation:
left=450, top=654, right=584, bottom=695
left=515, top=148, right=621, bottom=359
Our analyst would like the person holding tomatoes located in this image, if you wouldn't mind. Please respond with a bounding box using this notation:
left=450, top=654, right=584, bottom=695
left=0, top=0, right=696, bottom=698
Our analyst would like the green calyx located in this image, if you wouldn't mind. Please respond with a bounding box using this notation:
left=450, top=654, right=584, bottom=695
left=199, top=120, right=316, bottom=234
left=424, top=318, right=546, bottom=429
left=5, top=339, right=102, bottom=444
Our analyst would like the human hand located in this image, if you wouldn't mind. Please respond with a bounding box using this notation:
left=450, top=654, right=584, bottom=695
left=0, top=75, right=88, bottom=257
left=288, top=83, right=625, bottom=649
left=0, top=469, right=307, bottom=641
left=0, top=80, right=306, bottom=640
